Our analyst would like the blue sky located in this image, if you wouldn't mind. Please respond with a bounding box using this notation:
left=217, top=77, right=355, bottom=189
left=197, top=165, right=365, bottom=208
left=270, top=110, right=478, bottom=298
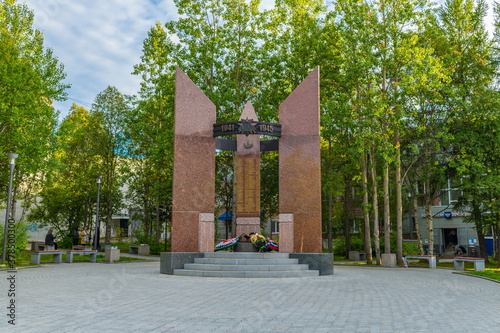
left=24, top=0, right=181, bottom=120
left=23, top=0, right=494, bottom=121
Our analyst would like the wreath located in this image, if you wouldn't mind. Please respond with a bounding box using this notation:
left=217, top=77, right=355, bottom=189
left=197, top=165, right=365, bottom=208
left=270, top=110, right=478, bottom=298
left=214, top=234, right=246, bottom=251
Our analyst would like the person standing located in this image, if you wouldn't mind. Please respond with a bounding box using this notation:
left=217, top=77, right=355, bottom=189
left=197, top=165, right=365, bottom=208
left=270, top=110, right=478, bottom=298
left=45, top=229, right=57, bottom=250
left=73, top=227, right=80, bottom=245
left=80, top=226, right=90, bottom=245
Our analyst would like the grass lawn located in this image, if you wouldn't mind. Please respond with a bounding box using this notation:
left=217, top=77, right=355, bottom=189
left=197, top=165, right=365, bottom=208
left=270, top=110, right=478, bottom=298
left=466, top=270, right=500, bottom=281
left=110, top=242, right=170, bottom=254
left=335, top=255, right=500, bottom=282
left=113, top=242, right=135, bottom=253
left=3, top=250, right=148, bottom=268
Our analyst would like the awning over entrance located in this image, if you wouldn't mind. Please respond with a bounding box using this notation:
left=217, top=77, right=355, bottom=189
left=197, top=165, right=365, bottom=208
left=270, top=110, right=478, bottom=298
left=218, top=212, right=232, bottom=221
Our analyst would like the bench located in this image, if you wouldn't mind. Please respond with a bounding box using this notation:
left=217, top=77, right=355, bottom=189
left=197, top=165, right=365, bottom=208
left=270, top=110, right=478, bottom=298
left=453, top=257, right=485, bottom=271
left=129, top=244, right=150, bottom=255
left=129, top=245, right=138, bottom=254
left=403, top=255, right=437, bottom=269
left=30, top=241, right=57, bottom=251
left=31, top=250, right=63, bottom=264
left=65, top=250, right=98, bottom=263
left=30, top=241, right=45, bottom=251
left=72, top=245, right=93, bottom=251
left=348, top=251, right=366, bottom=261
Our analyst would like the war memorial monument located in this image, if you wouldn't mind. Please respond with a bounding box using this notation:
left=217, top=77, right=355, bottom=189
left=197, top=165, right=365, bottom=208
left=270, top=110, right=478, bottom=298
left=160, top=67, right=333, bottom=276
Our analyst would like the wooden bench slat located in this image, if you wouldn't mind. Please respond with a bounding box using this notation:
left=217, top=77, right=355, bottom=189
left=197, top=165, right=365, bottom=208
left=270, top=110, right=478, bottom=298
left=405, top=255, right=435, bottom=257
left=33, top=250, right=62, bottom=253
left=67, top=250, right=97, bottom=253
left=454, top=257, right=483, bottom=260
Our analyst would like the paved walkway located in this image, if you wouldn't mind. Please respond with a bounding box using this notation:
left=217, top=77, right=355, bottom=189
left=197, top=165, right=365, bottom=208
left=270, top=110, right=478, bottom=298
left=1, top=262, right=499, bottom=332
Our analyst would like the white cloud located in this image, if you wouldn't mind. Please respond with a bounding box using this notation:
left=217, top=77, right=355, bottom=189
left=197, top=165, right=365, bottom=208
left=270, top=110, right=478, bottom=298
left=24, top=0, right=179, bottom=118
left=22, top=0, right=494, bottom=121
left=23, top=0, right=276, bottom=120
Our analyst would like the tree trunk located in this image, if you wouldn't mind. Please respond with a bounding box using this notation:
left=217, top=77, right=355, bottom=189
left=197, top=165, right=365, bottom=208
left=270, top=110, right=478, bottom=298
left=470, top=200, right=489, bottom=262
left=425, top=178, right=434, bottom=255
left=413, top=196, right=424, bottom=254
left=395, top=142, right=403, bottom=264
left=143, top=183, right=150, bottom=237
left=383, top=162, right=391, bottom=253
left=496, top=226, right=500, bottom=268
left=155, top=204, right=161, bottom=243
left=362, top=151, right=372, bottom=264
left=328, top=192, right=333, bottom=254
left=493, top=224, right=500, bottom=267
left=343, top=178, right=352, bottom=254
left=105, top=197, right=112, bottom=244
left=476, top=226, right=488, bottom=262
left=370, top=148, right=381, bottom=265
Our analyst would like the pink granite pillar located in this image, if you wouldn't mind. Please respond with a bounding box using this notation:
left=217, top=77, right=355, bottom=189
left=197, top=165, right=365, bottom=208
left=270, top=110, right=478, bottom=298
left=235, top=102, right=261, bottom=236
left=279, top=67, right=322, bottom=253
left=171, top=67, right=216, bottom=252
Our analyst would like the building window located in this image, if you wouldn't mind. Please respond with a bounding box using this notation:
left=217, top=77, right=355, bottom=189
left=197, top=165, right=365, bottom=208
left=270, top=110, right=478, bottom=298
left=440, top=178, right=461, bottom=206
left=271, top=220, right=279, bottom=233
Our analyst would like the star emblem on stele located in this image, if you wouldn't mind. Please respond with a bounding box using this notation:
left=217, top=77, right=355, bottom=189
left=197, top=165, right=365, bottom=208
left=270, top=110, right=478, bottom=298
left=238, top=118, right=257, bottom=136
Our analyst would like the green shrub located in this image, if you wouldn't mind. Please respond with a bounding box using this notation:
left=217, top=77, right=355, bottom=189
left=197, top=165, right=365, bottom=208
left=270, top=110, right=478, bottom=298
left=402, top=241, right=420, bottom=255
left=149, top=242, right=163, bottom=255
left=58, top=236, right=73, bottom=250
left=0, top=220, right=28, bottom=266
left=133, top=229, right=164, bottom=255
left=116, top=227, right=125, bottom=243
left=333, top=236, right=364, bottom=256
left=334, top=234, right=421, bottom=257
left=133, top=229, right=148, bottom=244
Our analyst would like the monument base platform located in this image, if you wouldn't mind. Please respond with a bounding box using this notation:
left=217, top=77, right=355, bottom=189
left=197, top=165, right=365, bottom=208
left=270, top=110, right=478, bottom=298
left=160, top=252, right=334, bottom=276
left=289, top=253, right=334, bottom=276
left=160, top=252, right=204, bottom=275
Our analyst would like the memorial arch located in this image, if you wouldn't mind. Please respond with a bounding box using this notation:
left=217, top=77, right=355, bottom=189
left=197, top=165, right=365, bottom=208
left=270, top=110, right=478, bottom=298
left=170, top=66, right=322, bottom=254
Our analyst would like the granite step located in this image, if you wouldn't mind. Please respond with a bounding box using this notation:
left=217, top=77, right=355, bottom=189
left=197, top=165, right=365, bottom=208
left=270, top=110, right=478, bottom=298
left=203, top=252, right=290, bottom=259
left=173, top=269, right=319, bottom=278
left=193, top=257, right=300, bottom=265
left=184, top=263, right=310, bottom=271
left=172, top=252, right=320, bottom=278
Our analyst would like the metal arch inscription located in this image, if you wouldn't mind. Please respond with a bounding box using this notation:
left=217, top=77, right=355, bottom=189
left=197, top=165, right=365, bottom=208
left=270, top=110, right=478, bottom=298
left=213, top=119, right=282, bottom=138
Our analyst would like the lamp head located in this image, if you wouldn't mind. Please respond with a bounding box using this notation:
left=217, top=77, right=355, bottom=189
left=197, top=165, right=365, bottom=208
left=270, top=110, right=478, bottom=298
left=8, top=153, right=18, bottom=165
left=95, top=175, right=102, bottom=184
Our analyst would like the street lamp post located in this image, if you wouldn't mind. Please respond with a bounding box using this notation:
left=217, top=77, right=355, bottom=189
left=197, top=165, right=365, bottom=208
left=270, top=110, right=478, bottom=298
left=408, top=191, right=413, bottom=239
left=94, top=175, right=102, bottom=251
left=2, top=153, right=18, bottom=264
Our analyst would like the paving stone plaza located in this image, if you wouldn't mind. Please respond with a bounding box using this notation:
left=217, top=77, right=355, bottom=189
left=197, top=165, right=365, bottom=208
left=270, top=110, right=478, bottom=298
left=2, top=260, right=500, bottom=332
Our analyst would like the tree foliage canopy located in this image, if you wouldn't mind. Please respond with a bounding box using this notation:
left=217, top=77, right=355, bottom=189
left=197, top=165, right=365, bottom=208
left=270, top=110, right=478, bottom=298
left=3, top=0, right=498, bottom=260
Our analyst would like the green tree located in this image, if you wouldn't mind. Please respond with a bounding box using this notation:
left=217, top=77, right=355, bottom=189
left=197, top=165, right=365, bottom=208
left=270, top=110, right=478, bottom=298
left=436, top=0, right=495, bottom=258
left=169, top=0, right=263, bottom=120
left=27, top=104, right=100, bottom=242
left=90, top=87, right=129, bottom=245
left=0, top=0, right=68, bottom=223
left=132, top=0, right=268, bottom=240
left=451, top=90, right=500, bottom=261
left=130, top=22, right=177, bottom=242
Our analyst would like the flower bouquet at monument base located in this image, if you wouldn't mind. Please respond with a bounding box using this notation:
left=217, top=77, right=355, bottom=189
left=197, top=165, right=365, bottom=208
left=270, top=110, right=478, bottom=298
left=214, top=233, right=279, bottom=252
